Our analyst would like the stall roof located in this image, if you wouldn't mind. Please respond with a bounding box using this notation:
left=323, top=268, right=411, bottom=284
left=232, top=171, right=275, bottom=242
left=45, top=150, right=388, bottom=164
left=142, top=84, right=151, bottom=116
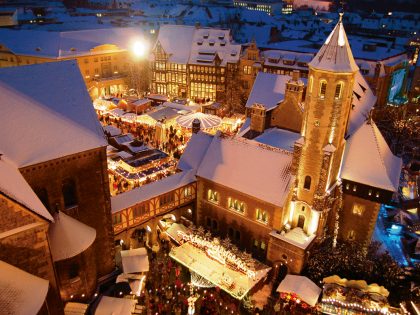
left=94, top=296, right=136, bottom=315
left=176, top=112, right=222, bottom=129
left=0, top=260, right=49, bottom=315
left=121, top=248, right=149, bottom=273
left=277, top=275, right=321, bottom=307
left=103, top=125, right=122, bottom=137
left=48, top=211, right=96, bottom=262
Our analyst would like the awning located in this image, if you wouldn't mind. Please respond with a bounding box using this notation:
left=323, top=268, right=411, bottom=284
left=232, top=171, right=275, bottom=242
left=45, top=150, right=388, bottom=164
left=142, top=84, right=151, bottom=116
left=94, top=296, right=136, bottom=315
left=48, top=211, right=96, bottom=262
left=277, top=275, right=321, bottom=307
left=121, top=248, right=149, bottom=273
left=176, top=112, right=221, bottom=129
left=0, top=260, right=49, bottom=315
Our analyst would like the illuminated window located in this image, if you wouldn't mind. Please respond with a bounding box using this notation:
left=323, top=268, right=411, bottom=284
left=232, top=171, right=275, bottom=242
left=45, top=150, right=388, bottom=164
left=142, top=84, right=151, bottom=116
left=353, top=185, right=357, bottom=192
left=256, top=208, right=268, bottom=223
left=368, top=189, right=372, bottom=196
left=243, top=65, right=252, bottom=75
left=160, top=193, right=174, bottom=206
left=304, top=176, right=311, bottom=190
left=228, top=197, right=245, bottom=213
left=345, top=183, right=350, bottom=190
left=352, top=203, right=365, bottom=216
left=376, top=192, right=380, bottom=198
left=348, top=230, right=355, bottom=240
left=133, top=203, right=149, bottom=218
left=113, top=213, right=122, bottom=225
left=184, top=186, right=192, bottom=197
left=334, top=82, right=343, bottom=100
left=207, top=189, right=219, bottom=203
left=319, top=80, right=327, bottom=99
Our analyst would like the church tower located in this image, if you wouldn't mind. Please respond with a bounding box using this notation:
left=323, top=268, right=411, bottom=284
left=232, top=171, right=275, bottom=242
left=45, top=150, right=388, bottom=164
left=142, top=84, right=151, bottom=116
left=288, top=14, right=359, bottom=238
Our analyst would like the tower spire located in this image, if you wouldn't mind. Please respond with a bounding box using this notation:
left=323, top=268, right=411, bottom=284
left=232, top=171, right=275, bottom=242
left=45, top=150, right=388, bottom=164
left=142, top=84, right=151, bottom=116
left=308, top=13, right=358, bottom=73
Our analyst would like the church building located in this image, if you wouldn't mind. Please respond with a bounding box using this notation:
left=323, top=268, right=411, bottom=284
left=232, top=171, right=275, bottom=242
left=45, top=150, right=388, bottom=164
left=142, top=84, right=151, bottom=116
left=185, top=14, right=402, bottom=274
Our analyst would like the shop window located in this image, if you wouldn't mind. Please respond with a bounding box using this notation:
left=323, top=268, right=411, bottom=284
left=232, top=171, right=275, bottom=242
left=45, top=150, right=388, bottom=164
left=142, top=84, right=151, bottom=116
left=348, top=230, right=355, bottom=240
left=304, top=176, right=311, bottom=190
left=260, top=241, right=266, bottom=250
left=228, top=227, right=234, bottom=239
left=62, top=179, right=77, bottom=209
left=206, top=217, right=211, bottom=228
left=235, top=230, right=241, bottom=242
left=212, top=219, right=218, bottom=231
left=184, top=186, right=192, bottom=197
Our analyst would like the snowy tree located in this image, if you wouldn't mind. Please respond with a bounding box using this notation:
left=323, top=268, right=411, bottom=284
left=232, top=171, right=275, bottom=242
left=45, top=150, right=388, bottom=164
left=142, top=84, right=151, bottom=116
left=126, top=59, right=151, bottom=97
left=221, top=237, right=232, bottom=249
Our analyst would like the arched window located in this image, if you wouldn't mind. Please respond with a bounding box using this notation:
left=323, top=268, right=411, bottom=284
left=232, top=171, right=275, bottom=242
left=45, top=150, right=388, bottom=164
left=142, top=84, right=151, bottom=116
left=304, top=176, right=311, bottom=190
left=308, top=75, right=313, bottom=93
left=62, top=179, right=77, bottom=209
left=319, top=80, right=327, bottom=99
left=334, top=82, right=344, bottom=100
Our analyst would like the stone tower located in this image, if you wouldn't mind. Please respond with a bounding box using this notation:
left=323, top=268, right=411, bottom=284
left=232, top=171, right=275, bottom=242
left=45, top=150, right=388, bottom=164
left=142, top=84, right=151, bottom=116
left=288, top=14, right=359, bottom=237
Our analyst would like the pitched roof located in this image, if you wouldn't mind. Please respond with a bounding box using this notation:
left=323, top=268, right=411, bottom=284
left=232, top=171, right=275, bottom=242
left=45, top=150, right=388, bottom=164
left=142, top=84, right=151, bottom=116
left=48, top=211, right=96, bottom=262
left=341, top=121, right=402, bottom=191
left=347, top=71, right=377, bottom=135
left=309, top=13, right=359, bottom=73
left=0, top=157, right=53, bottom=221
left=0, top=61, right=106, bottom=168
left=254, top=128, right=301, bottom=152
left=197, top=135, right=293, bottom=207
left=0, top=260, right=49, bottom=315
left=0, top=27, right=145, bottom=58
left=177, top=132, right=213, bottom=172
left=245, top=72, right=290, bottom=111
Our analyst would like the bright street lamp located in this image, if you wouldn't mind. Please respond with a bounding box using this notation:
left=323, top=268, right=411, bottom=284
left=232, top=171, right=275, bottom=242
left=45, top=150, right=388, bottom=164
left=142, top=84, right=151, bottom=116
left=131, top=39, right=149, bottom=58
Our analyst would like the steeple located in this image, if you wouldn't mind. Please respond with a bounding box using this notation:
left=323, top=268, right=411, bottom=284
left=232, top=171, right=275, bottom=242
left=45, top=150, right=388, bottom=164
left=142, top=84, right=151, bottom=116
left=309, top=13, right=359, bottom=73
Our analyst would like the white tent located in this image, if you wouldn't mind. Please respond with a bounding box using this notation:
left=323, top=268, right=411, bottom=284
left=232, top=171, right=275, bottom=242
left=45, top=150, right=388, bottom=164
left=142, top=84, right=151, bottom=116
left=48, top=211, right=96, bottom=262
left=277, top=275, right=321, bottom=307
left=0, top=260, right=49, bottom=315
left=94, top=296, right=136, bottom=315
left=176, top=112, right=221, bottom=129
left=121, top=247, right=149, bottom=273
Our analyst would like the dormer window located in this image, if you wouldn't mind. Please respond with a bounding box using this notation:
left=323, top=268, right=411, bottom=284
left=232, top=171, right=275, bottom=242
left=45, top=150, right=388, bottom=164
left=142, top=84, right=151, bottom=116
left=197, top=41, right=203, bottom=46
left=218, top=34, right=225, bottom=40
left=209, top=41, right=215, bottom=47
left=230, top=51, right=237, bottom=56
left=203, top=33, right=209, bottom=39
left=70, top=47, right=76, bottom=52
left=35, top=47, right=41, bottom=51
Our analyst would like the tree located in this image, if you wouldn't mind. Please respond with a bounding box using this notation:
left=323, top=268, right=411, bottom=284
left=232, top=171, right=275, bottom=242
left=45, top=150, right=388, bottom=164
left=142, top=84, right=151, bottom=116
left=303, top=238, right=407, bottom=305
left=126, top=59, right=151, bottom=97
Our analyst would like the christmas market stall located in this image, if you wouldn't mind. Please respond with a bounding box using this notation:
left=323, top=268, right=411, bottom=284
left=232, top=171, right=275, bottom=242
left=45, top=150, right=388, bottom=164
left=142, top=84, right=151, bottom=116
left=176, top=112, right=222, bottom=134
left=320, top=275, right=401, bottom=315
left=169, top=229, right=271, bottom=300
left=276, top=274, right=321, bottom=314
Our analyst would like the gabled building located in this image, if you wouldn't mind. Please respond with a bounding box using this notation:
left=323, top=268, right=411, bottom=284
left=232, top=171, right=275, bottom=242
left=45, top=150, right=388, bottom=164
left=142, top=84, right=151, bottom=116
left=0, top=61, right=115, bottom=313
left=151, top=25, right=241, bottom=102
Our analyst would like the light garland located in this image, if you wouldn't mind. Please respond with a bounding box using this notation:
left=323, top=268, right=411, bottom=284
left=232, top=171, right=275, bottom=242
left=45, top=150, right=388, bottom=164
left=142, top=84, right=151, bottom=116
left=177, top=231, right=256, bottom=279
left=321, top=298, right=399, bottom=315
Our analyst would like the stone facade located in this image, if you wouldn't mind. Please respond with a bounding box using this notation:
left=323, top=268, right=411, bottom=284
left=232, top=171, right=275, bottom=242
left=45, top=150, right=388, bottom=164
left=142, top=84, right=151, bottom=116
left=19, top=147, right=115, bottom=278
left=0, top=194, right=63, bottom=314
left=196, top=177, right=284, bottom=260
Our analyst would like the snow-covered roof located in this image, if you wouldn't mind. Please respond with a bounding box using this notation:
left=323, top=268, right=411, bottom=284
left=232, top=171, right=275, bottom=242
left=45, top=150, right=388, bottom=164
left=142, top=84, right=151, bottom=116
left=155, top=25, right=241, bottom=66
left=270, top=227, right=316, bottom=250
left=347, top=71, right=377, bottom=135
left=277, top=275, right=321, bottom=307
left=309, top=14, right=359, bottom=73
left=94, top=296, right=136, bottom=315
left=176, top=112, right=222, bottom=129
left=155, top=25, right=196, bottom=64
left=197, top=136, right=293, bottom=207
left=245, top=72, right=290, bottom=111
left=0, top=260, right=49, bottom=315
left=254, top=128, right=301, bottom=152
left=0, top=61, right=106, bottom=168
left=103, top=125, right=122, bottom=137
left=48, top=211, right=96, bottom=262
left=111, top=170, right=196, bottom=213
left=341, top=121, right=402, bottom=192
left=177, top=132, right=213, bottom=172
left=121, top=248, right=149, bottom=273
left=0, top=157, right=53, bottom=221
left=147, top=106, right=179, bottom=122
left=0, top=27, right=145, bottom=58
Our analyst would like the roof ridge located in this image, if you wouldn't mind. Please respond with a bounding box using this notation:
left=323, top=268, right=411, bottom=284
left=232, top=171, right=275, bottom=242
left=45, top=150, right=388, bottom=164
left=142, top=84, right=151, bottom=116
left=369, top=122, right=395, bottom=189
